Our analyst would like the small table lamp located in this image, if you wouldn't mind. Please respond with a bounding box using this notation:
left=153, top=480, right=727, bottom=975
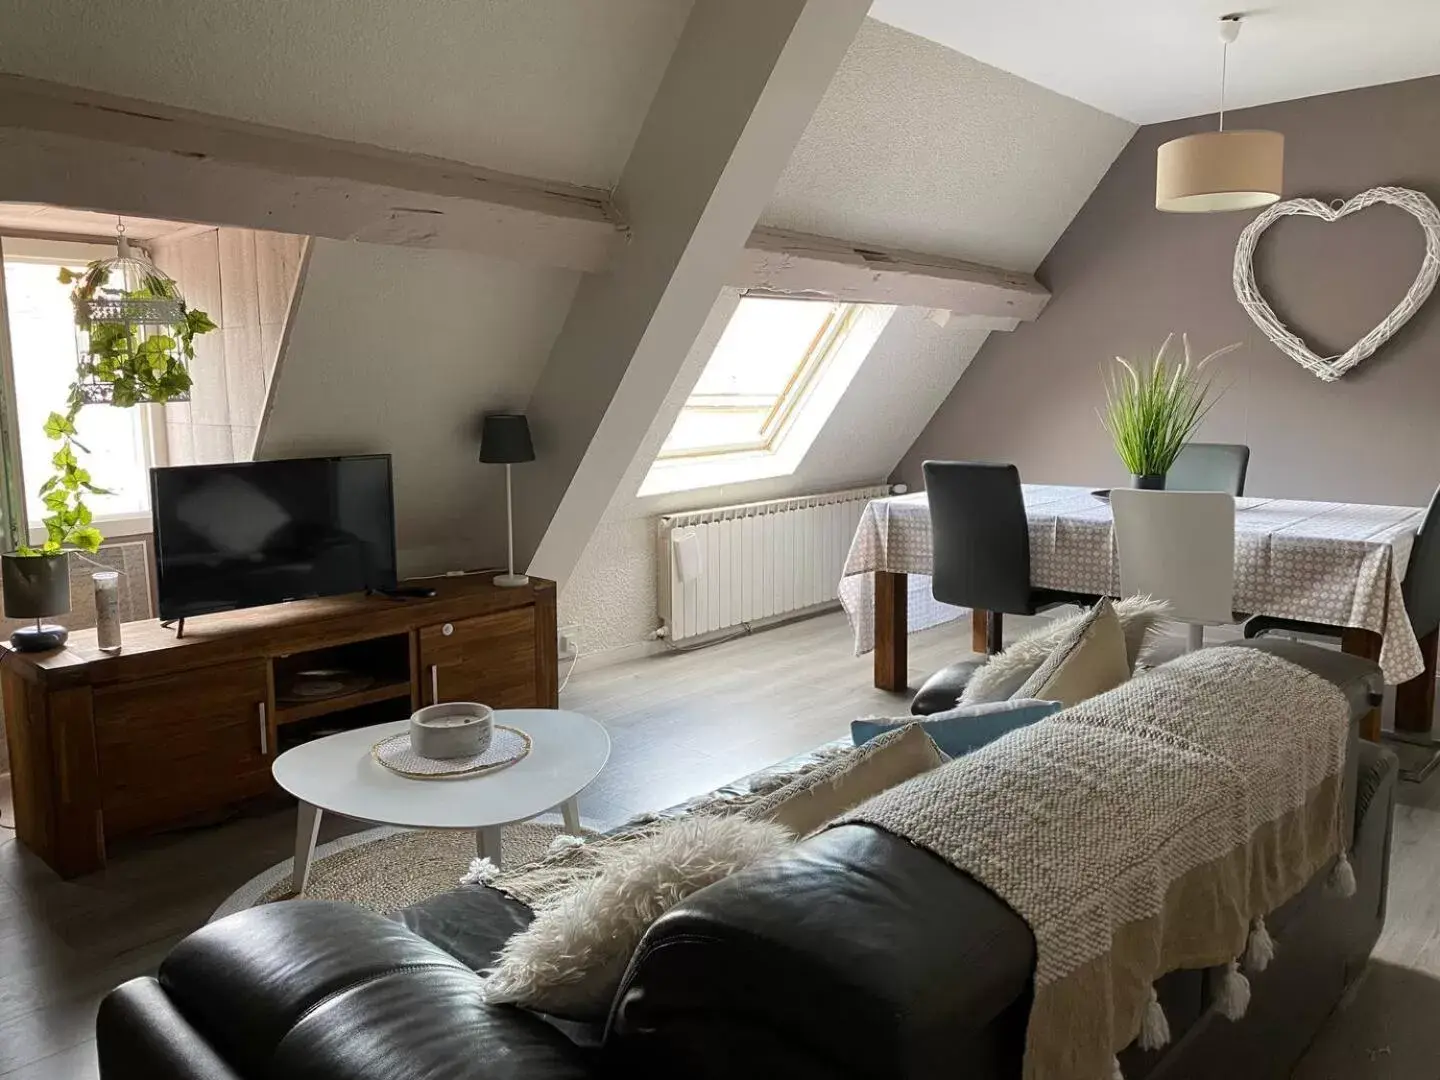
left=480, top=413, right=535, bottom=588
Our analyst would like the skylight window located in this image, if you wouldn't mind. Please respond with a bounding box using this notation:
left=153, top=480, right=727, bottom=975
left=641, top=295, right=894, bottom=496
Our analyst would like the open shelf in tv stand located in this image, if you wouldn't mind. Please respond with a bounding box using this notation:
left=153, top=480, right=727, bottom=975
left=0, top=572, right=558, bottom=879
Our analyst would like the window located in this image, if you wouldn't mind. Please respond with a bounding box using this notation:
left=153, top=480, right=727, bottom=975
left=641, top=295, right=894, bottom=496
left=2, top=239, right=162, bottom=540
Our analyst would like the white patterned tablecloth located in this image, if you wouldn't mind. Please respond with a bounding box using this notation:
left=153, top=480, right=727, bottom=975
left=839, top=485, right=1425, bottom=684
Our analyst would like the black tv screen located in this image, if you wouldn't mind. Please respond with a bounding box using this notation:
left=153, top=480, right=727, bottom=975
left=151, top=455, right=398, bottom=621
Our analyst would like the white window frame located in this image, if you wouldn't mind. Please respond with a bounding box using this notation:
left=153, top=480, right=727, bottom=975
left=0, top=235, right=169, bottom=545
left=655, top=301, right=860, bottom=462
left=641, top=296, right=895, bottom=497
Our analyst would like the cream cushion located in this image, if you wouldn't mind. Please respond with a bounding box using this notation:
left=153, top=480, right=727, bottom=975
left=1014, top=597, right=1130, bottom=707
left=744, top=723, right=945, bottom=837
left=960, top=595, right=1170, bottom=704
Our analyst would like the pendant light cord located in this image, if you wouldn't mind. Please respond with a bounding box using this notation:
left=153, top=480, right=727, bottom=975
left=1218, top=37, right=1229, bottom=132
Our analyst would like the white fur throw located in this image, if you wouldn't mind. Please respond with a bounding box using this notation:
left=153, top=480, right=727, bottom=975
left=481, top=815, right=793, bottom=1019
left=960, top=596, right=1170, bottom=704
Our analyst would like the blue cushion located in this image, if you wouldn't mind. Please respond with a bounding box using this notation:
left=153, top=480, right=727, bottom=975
left=851, top=699, right=1063, bottom=757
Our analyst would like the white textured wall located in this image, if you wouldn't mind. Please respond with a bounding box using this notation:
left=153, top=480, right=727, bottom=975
left=559, top=20, right=1134, bottom=655
left=0, top=0, right=693, bottom=187
left=558, top=300, right=993, bottom=653
left=259, top=239, right=579, bottom=576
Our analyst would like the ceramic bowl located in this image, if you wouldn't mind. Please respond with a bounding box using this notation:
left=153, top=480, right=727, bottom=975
left=409, top=702, right=494, bottom=760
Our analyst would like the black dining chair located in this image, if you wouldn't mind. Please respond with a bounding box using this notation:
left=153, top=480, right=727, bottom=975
left=924, top=461, right=1096, bottom=654
left=910, top=462, right=1098, bottom=715
left=1245, top=484, right=1440, bottom=651
left=1167, top=443, right=1250, bottom=496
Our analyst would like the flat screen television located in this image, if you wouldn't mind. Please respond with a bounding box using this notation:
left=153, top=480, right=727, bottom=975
left=151, top=455, right=399, bottom=621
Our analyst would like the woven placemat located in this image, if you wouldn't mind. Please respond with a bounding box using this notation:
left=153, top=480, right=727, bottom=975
left=373, top=724, right=531, bottom=779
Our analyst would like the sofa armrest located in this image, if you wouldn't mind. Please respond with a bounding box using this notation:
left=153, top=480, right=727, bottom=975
left=99, top=900, right=596, bottom=1080
left=608, top=824, right=1035, bottom=1080
left=98, top=977, right=243, bottom=1080
left=1351, top=741, right=1397, bottom=929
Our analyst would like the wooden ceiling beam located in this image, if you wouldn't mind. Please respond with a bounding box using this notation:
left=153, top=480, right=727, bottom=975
left=738, top=226, right=1050, bottom=320
left=0, top=75, right=625, bottom=273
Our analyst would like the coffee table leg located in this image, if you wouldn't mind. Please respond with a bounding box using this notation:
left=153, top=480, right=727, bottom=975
left=561, top=796, right=582, bottom=834
left=476, top=825, right=504, bottom=870
left=293, top=801, right=323, bottom=895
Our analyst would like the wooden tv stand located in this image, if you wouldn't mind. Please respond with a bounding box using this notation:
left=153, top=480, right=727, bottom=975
left=1, top=573, right=558, bottom=878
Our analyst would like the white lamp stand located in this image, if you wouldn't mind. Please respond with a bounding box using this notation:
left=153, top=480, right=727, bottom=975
left=495, top=462, right=529, bottom=588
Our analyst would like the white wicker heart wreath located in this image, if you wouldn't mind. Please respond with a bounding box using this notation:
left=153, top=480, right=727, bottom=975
left=1232, top=185, right=1440, bottom=382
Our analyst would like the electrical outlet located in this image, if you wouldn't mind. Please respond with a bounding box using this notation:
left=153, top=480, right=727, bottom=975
left=557, top=624, right=580, bottom=660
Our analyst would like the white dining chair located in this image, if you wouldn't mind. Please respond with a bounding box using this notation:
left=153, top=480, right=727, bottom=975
left=1110, top=489, right=1236, bottom=651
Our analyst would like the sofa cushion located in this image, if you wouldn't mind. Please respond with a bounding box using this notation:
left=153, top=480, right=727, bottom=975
left=157, top=901, right=482, bottom=1078
left=912, top=659, right=986, bottom=715
left=610, top=825, right=1036, bottom=1078
left=854, top=699, right=1062, bottom=757
left=744, top=723, right=945, bottom=837
left=1014, top=597, right=1130, bottom=706
left=396, top=878, right=535, bottom=971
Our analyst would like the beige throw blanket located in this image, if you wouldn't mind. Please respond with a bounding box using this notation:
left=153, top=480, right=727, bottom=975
left=833, top=648, right=1353, bottom=1080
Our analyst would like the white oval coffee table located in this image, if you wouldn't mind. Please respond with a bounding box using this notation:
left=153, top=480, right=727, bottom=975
left=272, top=709, right=610, bottom=894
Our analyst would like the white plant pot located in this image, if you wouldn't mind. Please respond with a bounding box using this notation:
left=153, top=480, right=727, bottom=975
left=410, top=702, right=494, bottom=760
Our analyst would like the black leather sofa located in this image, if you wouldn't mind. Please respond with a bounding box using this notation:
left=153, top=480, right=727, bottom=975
left=97, top=640, right=1396, bottom=1080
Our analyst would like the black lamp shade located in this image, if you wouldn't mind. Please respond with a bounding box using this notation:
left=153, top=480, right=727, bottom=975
left=2, top=552, right=71, bottom=619
left=479, top=414, right=535, bottom=464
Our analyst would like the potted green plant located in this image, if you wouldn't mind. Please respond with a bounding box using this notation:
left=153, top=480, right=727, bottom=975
left=1100, top=333, right=1238, bottom=489
left=2, top=247, right=215, bottom=651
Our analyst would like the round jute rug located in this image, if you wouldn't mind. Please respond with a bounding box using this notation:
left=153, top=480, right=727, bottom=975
left=210, top=818, right=595, bottom=923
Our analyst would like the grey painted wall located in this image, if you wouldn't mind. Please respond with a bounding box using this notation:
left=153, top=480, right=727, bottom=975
left=900, top=75, right=1440, bottom=508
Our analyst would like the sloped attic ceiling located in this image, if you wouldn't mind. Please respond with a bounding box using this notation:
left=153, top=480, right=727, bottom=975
left=0, top=4, right=1134, bottom=616
left=762, top=20, right=1132, bottom=274
left=560, top=20, right=1135, bottom=653
left=0, top=0, right=693, bottom=187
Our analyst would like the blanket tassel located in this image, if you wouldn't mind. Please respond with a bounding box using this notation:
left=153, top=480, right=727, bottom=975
left=460, top=856, right=500, bottom=886
left=1328, top=851, right=1357, bottom=898
left=1216, top=961, right=1251, bottom=1021
left=1245, top=916, right=1276, bottom=972
left=1138, top=983, right=1171, bottom=1051
left=547, top=834, right=585, bottom=854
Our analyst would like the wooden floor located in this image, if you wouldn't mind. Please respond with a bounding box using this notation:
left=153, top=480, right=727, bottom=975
left=1, top=609, right=1438, bottom=1078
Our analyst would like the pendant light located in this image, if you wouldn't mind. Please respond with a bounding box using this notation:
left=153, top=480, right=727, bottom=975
left=1156, top=15, right=1284, bottom=213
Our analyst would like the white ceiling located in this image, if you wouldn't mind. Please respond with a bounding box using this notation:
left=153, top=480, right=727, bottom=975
left=870, top=0, right=1440, bottom=124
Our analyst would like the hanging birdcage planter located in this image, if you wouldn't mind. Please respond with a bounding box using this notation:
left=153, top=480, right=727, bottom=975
left=63, top=226, right=215, bottom=406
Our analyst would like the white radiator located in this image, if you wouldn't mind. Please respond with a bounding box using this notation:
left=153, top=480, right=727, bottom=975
left=657, top=485, right=890, bottom=641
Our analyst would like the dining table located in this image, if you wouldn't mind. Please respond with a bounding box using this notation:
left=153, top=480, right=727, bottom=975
left=838, top=484, right=1436, bottom=736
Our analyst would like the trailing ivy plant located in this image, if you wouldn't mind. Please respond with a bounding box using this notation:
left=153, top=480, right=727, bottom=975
left=14, top=262, right=216, bottom=556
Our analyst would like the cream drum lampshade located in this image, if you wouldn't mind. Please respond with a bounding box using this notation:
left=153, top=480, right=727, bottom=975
left=1156, top=130, right=1285, bottom=213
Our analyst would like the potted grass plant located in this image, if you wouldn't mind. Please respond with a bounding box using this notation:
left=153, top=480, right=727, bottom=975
left=1100, top=333, right=1238, bottom=489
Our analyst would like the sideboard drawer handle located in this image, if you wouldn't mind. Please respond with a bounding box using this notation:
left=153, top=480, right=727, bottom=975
left=430, top=664, right=439, bottom=703
left=442, top=622, right=454, bottom=636
left=258, top=702, right=269, bottom=756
